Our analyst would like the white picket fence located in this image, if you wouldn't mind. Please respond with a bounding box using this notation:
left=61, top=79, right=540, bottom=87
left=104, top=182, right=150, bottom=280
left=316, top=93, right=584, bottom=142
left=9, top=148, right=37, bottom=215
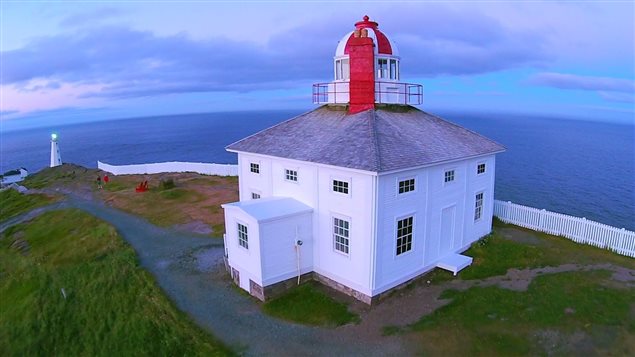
left=494, top=200, right=635, bottom=258
left=98, top=161, right=239, bottom=176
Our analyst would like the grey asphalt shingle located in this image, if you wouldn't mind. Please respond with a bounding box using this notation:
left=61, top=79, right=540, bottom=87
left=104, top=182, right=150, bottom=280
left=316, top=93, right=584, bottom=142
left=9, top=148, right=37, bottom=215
left=226, top=105, right=505, bottom=173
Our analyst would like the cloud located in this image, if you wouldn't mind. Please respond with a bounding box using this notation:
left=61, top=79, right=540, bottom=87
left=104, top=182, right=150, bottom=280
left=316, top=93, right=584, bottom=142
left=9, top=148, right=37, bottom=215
left=2, top=8, right=552, bottom=101
left=2, top=25, right=335, bottom=100
left=1, top=110, right=20, bottom=118
left=383, top=6, right=551, bottom=76
left=598, top=91, right=635, bottom=103
left=59, top=8, right=124, bottom=28
left=18, top=80, right=62, bottom=92
left=529, top=72, right=635, bottom=92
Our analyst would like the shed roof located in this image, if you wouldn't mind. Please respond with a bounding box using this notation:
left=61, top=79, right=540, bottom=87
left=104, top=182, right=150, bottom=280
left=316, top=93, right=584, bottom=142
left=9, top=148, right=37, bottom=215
left=2, top=168, right=24, bottom=177
left=227, top=105, right=505, bottom=173
left=222, top=197, right=313, bottom=223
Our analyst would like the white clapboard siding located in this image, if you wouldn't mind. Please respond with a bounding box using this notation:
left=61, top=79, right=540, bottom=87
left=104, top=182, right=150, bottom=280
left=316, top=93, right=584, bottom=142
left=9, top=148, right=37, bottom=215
left=98, top=161, right=239, bottom=176
left=494, top=200, right=635, bottom=258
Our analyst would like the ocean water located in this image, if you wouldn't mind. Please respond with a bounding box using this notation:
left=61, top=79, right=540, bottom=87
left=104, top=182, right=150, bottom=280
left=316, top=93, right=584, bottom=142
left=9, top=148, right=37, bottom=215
left=1, top=110, right=633, bottom=230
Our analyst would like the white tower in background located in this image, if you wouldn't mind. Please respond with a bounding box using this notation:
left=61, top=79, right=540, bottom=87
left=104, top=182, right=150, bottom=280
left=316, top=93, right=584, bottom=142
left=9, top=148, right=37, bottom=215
left=50, top=133, right=62, bottom=167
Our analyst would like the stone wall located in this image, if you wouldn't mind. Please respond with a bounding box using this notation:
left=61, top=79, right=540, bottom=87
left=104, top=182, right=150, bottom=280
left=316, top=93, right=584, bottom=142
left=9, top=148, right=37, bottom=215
left=314, top=273, right=372, bottom=304
left=227, top=264, right=415, bottom=305
left=261, top=272, right=315, bottom=301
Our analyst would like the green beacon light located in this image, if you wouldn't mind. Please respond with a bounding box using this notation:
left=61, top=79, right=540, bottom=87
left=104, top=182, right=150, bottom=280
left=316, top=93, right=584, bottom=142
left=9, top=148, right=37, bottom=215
left=51, top=133, right=58, bottom=140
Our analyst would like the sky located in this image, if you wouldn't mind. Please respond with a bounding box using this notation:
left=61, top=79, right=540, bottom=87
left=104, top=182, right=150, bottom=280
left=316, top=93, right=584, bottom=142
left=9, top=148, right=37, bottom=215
left=1, top=0, right=634, bottom=130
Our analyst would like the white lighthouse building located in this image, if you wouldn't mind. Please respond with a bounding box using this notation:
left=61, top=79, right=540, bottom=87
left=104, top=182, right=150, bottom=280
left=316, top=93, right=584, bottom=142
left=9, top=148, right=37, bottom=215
left=50, top=133, right=62, bottom=168
left=222, top=16, right=505, bottom=304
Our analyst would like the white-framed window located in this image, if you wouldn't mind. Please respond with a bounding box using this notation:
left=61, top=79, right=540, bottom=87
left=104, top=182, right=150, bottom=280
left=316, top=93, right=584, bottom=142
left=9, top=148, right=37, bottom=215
left=398, top=178, right=415, bottom=194
left=285, top=169, right=298, bottom=182
left=237, top=223, right=249, bottom=249
left=377, top=58, right=388, bottom=79
left=332, top=179, right=349, bottom=194
left=250, top=163, right=260, bottom=174
left=341, top=59, right=349, bottom=80
left=444, top=170, right=455, bottom=183
left=474, top=192, right=484, bottom=221
left=335, top=59, right=350, bottom=80
left=396, top=216, right=413, bottom=255
left=251, top=192, right=261, bottom=199
left=333, top=217, right=350, bottom=255
left=477, top=163, right=486, bottom=175
left=389, top=59, right=398, bottom=80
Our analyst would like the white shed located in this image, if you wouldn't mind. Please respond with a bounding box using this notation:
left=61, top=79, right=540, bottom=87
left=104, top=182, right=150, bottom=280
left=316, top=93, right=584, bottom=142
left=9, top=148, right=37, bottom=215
left=222, top=197, right=313, bottom=300
left=1, top=168, right=28, bottom=186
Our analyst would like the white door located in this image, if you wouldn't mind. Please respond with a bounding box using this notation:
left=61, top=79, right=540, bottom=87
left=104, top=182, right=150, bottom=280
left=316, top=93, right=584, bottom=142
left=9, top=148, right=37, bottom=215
left=439, top=205, right=456, bottom=256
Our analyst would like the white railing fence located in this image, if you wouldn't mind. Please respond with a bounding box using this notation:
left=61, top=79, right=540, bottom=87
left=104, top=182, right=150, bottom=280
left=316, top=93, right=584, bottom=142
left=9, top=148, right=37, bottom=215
left=98, top=161, right=238, bottom=177
left=494, top=200, right=635, bottom=258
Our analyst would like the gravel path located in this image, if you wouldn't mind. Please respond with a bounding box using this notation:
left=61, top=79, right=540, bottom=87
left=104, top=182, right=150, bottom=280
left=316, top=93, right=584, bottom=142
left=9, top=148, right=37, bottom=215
left=4, top=196, right=633, bottom=356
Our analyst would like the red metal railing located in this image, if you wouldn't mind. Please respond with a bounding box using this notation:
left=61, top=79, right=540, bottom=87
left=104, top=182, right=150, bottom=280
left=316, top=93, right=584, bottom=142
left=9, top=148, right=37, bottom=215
left=312, top=81, right=423, bottom=105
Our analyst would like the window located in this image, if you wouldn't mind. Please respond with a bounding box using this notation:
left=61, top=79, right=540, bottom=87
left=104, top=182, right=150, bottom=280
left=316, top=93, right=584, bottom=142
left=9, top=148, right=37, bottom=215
left=390, top=59, right=398, bottom=80
left=474, top=193, right=484, bottom=221
left=333, top=217, right=350, bottom=254
left=377, top=58, right=388, bottom=79
left=341, top=59, right=349, bottom=80
left=335, top=59, right=350, bottom=80
left=444, top=170, right=455, bottom=183
left=237, top=223, right=248, bottom=249
left=332, top=180, right=349, bottom=194
left=285, top=169, right=298, bottom=182
left=250, top=163, right=259, bottom=174
left=398, top=178, right=415, bottom=194
left=477, top=163, right=486, bottom=175
left=251, top=192, right=260, bottom=199
left=396, top=216, right=413, bottom=255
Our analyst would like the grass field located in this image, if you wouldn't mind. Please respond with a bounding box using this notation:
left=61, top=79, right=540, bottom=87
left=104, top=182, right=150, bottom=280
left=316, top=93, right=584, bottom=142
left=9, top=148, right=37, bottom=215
left=410, top=270, right=634, bottom=355
left=97, top=173, right=237, bottom=235
left=20, top=164, right=238, bottom=236
left=0, top=189, right=56, bottom=221
left=426, top=219, right=635, bottom=283
left=0, top=209, right=231, bottom=356
left=21, top=163, right=96, bottom=190
left=263, top=282, right=360, bottom=327
left=386, top=220, right=635, bottom=355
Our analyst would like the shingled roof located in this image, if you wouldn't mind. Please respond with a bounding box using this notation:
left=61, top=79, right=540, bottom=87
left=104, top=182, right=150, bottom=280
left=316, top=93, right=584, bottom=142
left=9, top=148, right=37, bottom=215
left=226, top=105, right=505, bottom=173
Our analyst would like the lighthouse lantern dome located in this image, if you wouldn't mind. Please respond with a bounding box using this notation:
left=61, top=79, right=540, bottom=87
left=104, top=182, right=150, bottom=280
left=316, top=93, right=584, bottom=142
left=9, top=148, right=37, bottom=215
left=333, top=15, right=401, bottom=82
left=312, top=15, right=423, bottom=112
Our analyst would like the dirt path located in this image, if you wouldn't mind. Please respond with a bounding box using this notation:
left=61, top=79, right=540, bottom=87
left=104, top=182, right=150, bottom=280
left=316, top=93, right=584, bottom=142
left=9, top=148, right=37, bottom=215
left=4, top=197, right=634, bottom=356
